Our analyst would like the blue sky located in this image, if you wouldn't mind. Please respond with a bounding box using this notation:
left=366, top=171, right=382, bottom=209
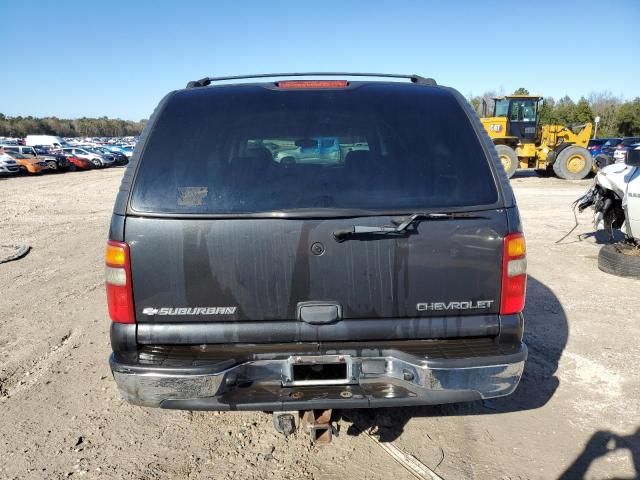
left=2, top=0, right=638, bottom=120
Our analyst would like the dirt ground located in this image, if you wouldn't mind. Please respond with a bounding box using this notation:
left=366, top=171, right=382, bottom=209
left=0, top=168, right=638, bottom=480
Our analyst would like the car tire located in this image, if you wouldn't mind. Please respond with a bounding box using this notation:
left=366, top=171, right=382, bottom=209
left=495, top=145, right=518, bottom=178
left=67, top=164, right=77, bottom=172
left=598, top=243, right=640, bottom=279
left=552, top=146, right=593, bottom=180
left=92, top=159, right=102, bottom=168
left=47, top=160, right=58, bottom=171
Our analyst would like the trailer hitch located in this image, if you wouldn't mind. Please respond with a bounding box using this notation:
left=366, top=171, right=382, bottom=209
left=301, top=409, right=334, bottom=444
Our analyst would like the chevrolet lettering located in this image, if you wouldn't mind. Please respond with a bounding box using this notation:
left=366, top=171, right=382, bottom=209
left=417, top=300, right=495, bottom=311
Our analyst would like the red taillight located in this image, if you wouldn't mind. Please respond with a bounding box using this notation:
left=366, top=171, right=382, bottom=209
left=105, top=240, right=135, bottom=323
left=277, top=80, right=349, bottom=89
left=500, top=233, right=527, bottom=315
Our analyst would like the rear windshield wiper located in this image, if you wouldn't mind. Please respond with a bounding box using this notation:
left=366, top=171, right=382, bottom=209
left=333, top=212, right=484, bottom=242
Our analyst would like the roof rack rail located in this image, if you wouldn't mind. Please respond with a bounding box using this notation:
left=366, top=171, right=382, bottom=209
left=185, top=73, right=437, bottom=89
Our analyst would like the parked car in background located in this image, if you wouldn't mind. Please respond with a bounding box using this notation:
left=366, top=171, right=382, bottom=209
left=7, top=152, right=50, bottom=174
left=62, top=147, right=113, bottom=168
left=0, top=137, right=139, bottom=174
left=0, top=147, right=21, bottom=175
left=106, top=145, right=132, bottom=156
left=116, top=145, right=135, bottom=158
left=595, top=138, right=625, bottom=168
left=0, top=145, right=39, bottom=157
left=38, top=151, right=69, bottom=171
left=601, top=137, right=639, bottom=157
left=79, top=146, right=120, bottom=165
left=600, top=138, right=623, bottom=158
left=102, top=145, right=123, bottom=153
left=91, top=146, right=128, bottom=165
left=588, top=138, right=620, bottom=158
left=1, top=144, right=70, bottom=171
left=612, top=139, right=640, bottom=164
left=33, top=146, right=59, bottom=155
left=64, top=155, right=94, bottom=170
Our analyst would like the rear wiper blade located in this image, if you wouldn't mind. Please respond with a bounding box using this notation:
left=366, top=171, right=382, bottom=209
left=333, top=212, right=483, bottom=242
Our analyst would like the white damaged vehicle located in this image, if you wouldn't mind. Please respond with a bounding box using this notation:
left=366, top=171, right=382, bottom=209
left=578, top=146, right=640, bottom=278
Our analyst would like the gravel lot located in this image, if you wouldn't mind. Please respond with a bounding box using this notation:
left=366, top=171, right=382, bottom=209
left=0, top=168, right=638, bottom=480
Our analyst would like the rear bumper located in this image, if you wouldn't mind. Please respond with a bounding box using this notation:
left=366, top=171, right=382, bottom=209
left=110, top=342, right=527, bottom=411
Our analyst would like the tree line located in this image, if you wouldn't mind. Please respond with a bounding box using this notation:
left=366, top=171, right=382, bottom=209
left=2, top=91, right=640, bottom=139
left=0, top=114, right=146, bottom=138
left=468, top=89, right=640, bottom=137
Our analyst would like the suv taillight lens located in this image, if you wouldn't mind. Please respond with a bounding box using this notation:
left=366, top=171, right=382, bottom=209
left=500, top=233, right=527, bottom=315
left=105, top=240, right=135, bottom=323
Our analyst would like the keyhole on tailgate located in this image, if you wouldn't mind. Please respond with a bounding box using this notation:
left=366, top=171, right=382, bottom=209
left=311, top=242, right=325, bottom=256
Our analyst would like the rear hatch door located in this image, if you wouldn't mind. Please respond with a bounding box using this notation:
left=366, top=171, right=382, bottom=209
left=124, top=82, right=509, bottom=342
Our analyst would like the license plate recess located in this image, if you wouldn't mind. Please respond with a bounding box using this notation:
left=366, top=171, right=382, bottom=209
left=283, top=355, right=353, bottom=386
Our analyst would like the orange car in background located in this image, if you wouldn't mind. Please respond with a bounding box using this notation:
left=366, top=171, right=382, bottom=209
left=10, top=152, right=51, bottom=174
left=65, top=155, right=94, bottom=170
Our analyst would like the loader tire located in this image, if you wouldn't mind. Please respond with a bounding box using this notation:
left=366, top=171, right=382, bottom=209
left=552, top=146, right=593, bottom=180
left=598, top=243, right=640, bottom=279
left=495, top=145, right=518, bottom=178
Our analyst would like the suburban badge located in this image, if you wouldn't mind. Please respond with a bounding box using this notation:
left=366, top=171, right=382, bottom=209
left=142, top=306, right=237, bottom=316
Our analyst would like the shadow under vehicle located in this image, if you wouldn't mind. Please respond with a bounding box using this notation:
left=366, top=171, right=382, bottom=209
left=338, top=275, right=568, bottom=442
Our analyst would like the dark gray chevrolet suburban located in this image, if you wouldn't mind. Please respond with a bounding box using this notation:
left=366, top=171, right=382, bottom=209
left=106, top=73, right=527, bottom=415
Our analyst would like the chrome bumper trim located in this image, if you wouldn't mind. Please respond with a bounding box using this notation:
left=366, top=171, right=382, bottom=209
left=110, top=343, right=527, bottom=410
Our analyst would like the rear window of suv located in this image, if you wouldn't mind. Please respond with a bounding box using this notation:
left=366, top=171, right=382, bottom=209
left=131, top=83, right=499, bottom=214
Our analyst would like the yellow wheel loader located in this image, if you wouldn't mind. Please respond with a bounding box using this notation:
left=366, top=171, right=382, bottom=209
left=480, top=95, right=593, bottom=180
